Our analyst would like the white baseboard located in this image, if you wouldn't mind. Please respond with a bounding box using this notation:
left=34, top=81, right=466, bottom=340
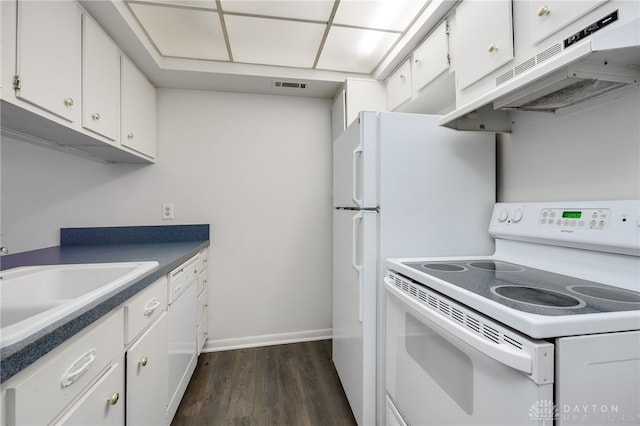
left=202, top=328, right=332, bottom=353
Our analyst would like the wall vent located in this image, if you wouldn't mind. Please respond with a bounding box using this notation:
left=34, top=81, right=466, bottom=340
left=274, top=81, right=307, bottom=89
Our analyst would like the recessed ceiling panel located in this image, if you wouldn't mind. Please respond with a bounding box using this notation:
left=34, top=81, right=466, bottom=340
left=317, top=26, right=398, bottom=73
left=130, top=3, right=228, bottom=60
left=333, top=0, right=428, bottom=31
left=225, top=16, right=325, bottom=68
left=220, top=0, right=334, bottom=22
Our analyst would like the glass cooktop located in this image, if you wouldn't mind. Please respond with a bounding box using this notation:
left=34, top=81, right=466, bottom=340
left=402, top=260, right=640, bottom=317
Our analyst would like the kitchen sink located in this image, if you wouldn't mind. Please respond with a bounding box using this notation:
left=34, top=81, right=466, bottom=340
left=0, top=261, right=158, bottom=348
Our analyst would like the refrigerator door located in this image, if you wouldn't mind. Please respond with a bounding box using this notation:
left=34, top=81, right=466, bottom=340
left=333, top=208, right=377, bottom=426
left=333, top=111, right=378, bottom=209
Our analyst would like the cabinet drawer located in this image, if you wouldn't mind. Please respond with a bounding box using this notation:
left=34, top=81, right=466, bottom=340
left=197, top=266, right=208, bottom=295
left=125, top=276, right=168, bottom=344
left=198, top=249, right=209, bottom=271
left=168, top=257, right=199, bottom=303
left=56, top=360, right=124, bottom=425
left=197, top=287, right=208, bottom=325
left=5, top=310, right=123, bottom=426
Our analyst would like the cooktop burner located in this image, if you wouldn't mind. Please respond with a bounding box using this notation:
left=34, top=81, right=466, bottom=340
left=402, top=259, right=640, bottom=317
left=492, top=285, right=585, bottom=308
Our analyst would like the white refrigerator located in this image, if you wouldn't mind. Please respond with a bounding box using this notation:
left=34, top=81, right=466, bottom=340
left=332, top=111, right=495, bottom=426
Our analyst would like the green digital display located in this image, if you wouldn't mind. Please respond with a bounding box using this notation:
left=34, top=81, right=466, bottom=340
left=562, top=211, right=582, bottom=219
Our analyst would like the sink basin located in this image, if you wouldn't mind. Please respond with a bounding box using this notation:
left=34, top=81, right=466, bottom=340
left=0, top=261, right=158, bottom=348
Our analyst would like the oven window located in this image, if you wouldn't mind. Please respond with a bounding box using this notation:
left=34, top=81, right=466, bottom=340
left=405, top=313, right=474, bottom=414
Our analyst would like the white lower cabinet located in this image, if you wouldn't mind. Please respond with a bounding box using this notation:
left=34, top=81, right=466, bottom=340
left=2, top=309, right=124, bottom=425
left=57, top=361, right=125, bottom=426
left=1, top=259, right=209, bottom=426
left=126, top=313, right=168, bottom=426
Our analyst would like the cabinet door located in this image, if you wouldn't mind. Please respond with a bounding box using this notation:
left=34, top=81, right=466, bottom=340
left=127, top=312, right=168, bottom=426
left=121, top=56, right=156, bottom=159
left=412, top=20, right=449, bottom=93
left=528, top=0, right=608, bottom=45
left=57, top=361, right=125, bottom=426
left=331, top=88, right=347, bottom=141
left=15, top=0, right=81, bottom=123
left=82, top=15, right=120, bottom=142
left=385, top=59, right=412, bottom=111
left=455, top=0, right=514, bottom=89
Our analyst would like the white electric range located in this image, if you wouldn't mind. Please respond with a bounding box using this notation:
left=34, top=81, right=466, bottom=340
left=384, top=200, right=640, bottom=426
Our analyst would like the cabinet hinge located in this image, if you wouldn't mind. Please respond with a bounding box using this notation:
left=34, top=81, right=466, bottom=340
left=445, top=21, right=450, bottom=35
left=12, top=75, right=21, bottom=90
left=447, top=53, right=451, bottom=65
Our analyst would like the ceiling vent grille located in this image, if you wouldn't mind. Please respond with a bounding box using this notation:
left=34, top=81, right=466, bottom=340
left=274, top=81, right=307, bottom=89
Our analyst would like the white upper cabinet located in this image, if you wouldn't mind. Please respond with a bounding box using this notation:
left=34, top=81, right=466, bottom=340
left=454, top=0, right=514, bottom=90
left=82, top=14, right=121, bottom=142
left=527, top=0, right=609, bottom=45
left=15, top=0, right=81, bottom=123
left=121, top=56, right=157, bottom=159
left=411, top=20, right=450, bottom=93
left=385, top=59, right=412, bottom=111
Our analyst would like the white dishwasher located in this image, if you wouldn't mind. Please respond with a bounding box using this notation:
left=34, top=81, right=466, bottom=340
left=166, top=255, right=199, bottom=421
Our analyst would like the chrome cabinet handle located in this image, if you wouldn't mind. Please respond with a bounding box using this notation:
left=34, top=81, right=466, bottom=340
left=537, top=5, right=550, bottom=17
left=139, top=357, right=148, bottom=367
left=92, top=112, right=101, bottom=120
left=127, top=133, right=135, bottom=140
left=64, top=98, right=74, bottom=107
left=488, top=43, right=498, bottom=53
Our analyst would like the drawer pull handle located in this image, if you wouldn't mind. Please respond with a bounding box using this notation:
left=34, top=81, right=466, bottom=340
left=61, top=349, right=96, bottom=388
left=143, top=298, right=161, bottom=316
left=139, top=357, right=148, bottom=367
left=107, top=392, right=120, bottom=405
left=64, top=97, right=74, bottom=107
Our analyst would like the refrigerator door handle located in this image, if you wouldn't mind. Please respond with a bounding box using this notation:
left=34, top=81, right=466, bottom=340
left=352, top=211, right=364, bottom=323
left=352, top=145, right=363, bottom=207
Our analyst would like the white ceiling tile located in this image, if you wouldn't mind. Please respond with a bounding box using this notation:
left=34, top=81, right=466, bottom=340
left=130, top=3, right=228, bottom=60
left=130, top=0, right=217, bottom=10
left=333, top=0, right=427, bottom=31
left=225, top=16, right=325, bottom=68
left=317, top=26, right=398, bottom=73
left=220, top=0, right=334, bottom=22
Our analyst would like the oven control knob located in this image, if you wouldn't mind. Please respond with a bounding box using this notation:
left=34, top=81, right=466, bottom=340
left=497, top=208, right=509, bottom=222
left=512, top=209, right=523, bottom=223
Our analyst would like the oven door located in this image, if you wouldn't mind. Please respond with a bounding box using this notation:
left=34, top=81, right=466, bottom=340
left=385, top=275, right=554, bottom=426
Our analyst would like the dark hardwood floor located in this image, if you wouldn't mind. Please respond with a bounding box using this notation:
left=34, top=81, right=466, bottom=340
left=171, top=340, right=357, bottom=426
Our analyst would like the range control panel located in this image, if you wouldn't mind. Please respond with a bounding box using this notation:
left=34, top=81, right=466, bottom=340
left=538, top=207, right=611, bottom=230
left=489, top=200, right=640, bottom=255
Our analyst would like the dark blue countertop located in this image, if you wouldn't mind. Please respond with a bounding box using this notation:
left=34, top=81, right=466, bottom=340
left=0, top=225, right=210, bottom=383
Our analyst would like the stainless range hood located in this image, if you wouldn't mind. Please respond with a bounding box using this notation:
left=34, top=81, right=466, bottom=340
left=440, top=16, right=640, bottom=131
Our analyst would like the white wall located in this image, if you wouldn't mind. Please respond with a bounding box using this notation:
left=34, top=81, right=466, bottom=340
left=1, top=89, right=333, bottom=350
left=497, top=87, right=640, bottom=202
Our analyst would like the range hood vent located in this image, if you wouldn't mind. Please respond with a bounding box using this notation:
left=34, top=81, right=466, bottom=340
left=274, top=81, right=307, bottom=89
left=494, top=61, right=640, bottom=112
left=440, top=14, right=640, bottom=131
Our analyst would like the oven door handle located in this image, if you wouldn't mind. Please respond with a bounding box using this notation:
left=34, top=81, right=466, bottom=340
left=384, top=277, right=533, bottom=374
